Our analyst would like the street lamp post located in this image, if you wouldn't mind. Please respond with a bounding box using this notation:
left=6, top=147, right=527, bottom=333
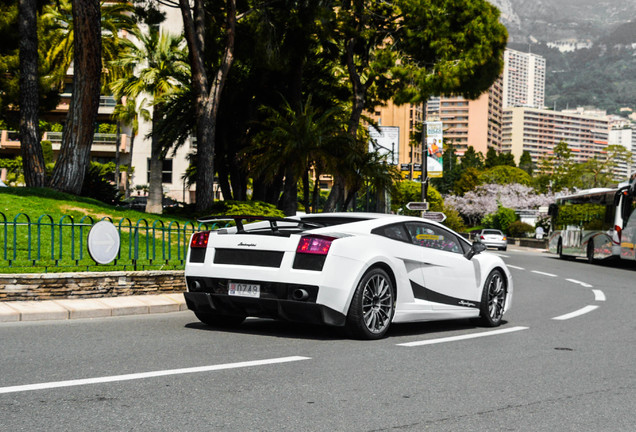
left=420, top=101, right=428, bottom=215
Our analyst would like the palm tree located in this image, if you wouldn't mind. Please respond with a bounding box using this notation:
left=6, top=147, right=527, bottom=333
left=110, top=26, right=190, bottom=214
left=111, top=97, right=149, bottom=198
left=246, top=95, right=347, bottom=215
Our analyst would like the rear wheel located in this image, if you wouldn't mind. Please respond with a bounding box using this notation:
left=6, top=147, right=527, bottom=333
left=194, top=311, right=246, bottom=327
left=346, top=268, right=395, bottom=340
left=479, top=269, right=507, bottom=327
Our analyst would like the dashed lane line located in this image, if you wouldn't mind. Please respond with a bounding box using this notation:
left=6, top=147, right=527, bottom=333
left=531, top=270, right=558, bottom=277
left=566, top=278, right=594, bottom=288
left=397, top=326, right=529, bottom=347
left=552, top=305, right=599, bottom=321
left=592, top=290, right=606, bottom=302
left=0, top=356, right=311, bottom=395
left=507, top=265, right=525, bottom=270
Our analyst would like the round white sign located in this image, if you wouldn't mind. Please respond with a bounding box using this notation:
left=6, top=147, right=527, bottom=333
left=87, top=221, right=121, bottom=264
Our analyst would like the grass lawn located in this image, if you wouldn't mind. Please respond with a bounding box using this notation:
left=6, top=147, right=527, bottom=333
left=0, top=187, right=219, bottom=273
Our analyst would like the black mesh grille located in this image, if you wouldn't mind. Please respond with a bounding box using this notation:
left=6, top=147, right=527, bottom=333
left=213, top=248, right=284, bottom=267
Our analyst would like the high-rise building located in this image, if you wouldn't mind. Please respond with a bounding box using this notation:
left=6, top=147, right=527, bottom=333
left=425, top=76, right=504, bottom=156
left=502, top=106, right=610, bottom=167
left=502, top=48, right=546, bottom=109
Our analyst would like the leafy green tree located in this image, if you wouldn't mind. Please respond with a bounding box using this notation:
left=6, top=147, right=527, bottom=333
left=460, top=146, right=485, bottom=170
left=110, top=27, right=190, bottom=214
left=325, top=0, right=507, bottom=211
left=246, top=95, right=348, bottom=215
left=111, top=97, right=149, bottom=198
left=485, top=148, right=498, bottom=169
left=453, top=167, right=482, bottom=196
left=519, top=151, right=534, bottom=175
left=578, top=145, right=632, bottom=187
left=479, top=166, right=531, bottom=186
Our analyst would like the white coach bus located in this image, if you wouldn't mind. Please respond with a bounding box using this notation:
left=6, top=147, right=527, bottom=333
left=548, top=176, right=636, bottom=263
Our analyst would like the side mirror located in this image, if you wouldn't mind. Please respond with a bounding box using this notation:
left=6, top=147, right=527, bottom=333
left=465, top=242, right=488, bottom=260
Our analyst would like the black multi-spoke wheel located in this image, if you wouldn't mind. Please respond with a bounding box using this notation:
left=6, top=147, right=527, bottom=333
left=479, top=269, right=507, bottom=327
left=346, top=268, right=395, bottom=340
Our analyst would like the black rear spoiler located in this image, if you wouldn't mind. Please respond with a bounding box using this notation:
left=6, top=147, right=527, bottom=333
left=196, top=215, right=314, bottom=234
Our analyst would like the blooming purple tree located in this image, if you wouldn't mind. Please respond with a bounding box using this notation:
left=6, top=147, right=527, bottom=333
left=444, top=183, right=567, bottom=226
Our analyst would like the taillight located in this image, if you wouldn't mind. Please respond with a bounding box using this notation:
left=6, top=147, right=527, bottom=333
left=615, top=225, right=622, bottom=241
left=296, top=235, right=336, bottom=255
left=191, top=231, right=210, bottom=248
left=480, top=235, right=485, bottom=240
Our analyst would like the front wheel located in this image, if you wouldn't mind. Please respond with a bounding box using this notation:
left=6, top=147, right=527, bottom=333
left=479, top=269, right=507, bottom=327
left=346, top=268, right=395, bottom=340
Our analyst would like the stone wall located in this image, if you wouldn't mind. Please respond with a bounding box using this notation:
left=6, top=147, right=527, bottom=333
left=0, top=270, right=186, bottom=302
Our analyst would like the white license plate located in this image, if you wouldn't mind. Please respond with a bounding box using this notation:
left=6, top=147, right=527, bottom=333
left=228, top=282, right=260, bottom=298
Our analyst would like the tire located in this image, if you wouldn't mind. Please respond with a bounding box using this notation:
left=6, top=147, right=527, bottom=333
left=346, top=268, right=395, bottom=340
left=557, top=239, right=566, bottom=260
left=194, top=311, right=246, bottom=327
left=479, top=269, right=507, bottom=327
left=587, top=240, right=596, bottom=264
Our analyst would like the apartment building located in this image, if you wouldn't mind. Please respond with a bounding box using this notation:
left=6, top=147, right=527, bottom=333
left=502, top=48, right=546, bottom=109
left=502, top=106, right=610, bottom=165
left=426, top=76, right=504, bottom=157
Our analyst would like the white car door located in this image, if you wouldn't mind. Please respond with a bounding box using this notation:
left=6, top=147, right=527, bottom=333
left=404, top=222, right=480, bottom=310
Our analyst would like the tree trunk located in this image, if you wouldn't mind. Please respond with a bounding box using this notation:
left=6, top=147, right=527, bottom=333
left=50, top=0, right=101, bottom=195
left=125, top=133, right=135, bottom=199
left=18, top=0, right=46, bottom=187
left=282, top=165, right=297, bottom=216
left=179, top=0, right=236, bottom=213
left=145, top=111, right=164, bottom=214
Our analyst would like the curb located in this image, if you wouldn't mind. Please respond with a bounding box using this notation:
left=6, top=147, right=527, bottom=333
left=0, top=293, right=188, bottom=323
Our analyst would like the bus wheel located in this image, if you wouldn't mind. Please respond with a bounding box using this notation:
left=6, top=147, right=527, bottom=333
left=587, top=241, right=596, bottom=264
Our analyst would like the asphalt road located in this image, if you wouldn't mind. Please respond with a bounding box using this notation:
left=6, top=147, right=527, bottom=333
left=1, top=249, right=635, bottom=431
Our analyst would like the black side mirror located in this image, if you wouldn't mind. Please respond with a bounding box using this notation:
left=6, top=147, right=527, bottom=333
left=465, top=242, right=488, bottom=260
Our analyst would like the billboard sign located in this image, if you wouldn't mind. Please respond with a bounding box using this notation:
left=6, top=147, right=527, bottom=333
left=426, top=121, right=443, bottom=178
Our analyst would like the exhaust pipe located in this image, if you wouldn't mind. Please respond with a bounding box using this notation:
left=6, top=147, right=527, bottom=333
left=292, top=288, right=309, bottom=301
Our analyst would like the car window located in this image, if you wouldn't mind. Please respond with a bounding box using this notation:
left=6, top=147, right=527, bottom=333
left=482, top=229, right=502, bottom=236
left=371, top=223, right=410, bottom=243
left=405, top=222, right=463, bottom=254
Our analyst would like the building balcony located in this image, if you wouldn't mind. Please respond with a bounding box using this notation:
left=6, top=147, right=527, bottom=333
left=44, top=132, right=130, bottom=155
left=1, top=130, right=129, bottom=157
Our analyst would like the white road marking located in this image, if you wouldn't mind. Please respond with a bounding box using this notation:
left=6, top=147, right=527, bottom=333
left=592, top=290, right=606, bottom=302
left=493, top=253, right=509, bottom=258
left=0, top=356, right=311, bottom=395
left=507, top=265, right=525, bottom=270
left=397, top=326, right=529, bottom=347
left=531, top=270, right=558, bottom=277
left=566, top=278, right=594, bottom=288
left=552, top=305, right=599, bottom=321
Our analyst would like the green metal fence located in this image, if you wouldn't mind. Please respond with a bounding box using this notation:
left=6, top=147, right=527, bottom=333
left=0, top=212, right=227, bottom=273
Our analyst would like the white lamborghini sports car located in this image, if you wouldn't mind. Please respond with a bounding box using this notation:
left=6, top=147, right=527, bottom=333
left=184, top=213, right=513, bottom=340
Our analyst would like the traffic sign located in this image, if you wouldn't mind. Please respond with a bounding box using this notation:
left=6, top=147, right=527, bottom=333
left=406, top=201, right=429, bottom=211
left=87, top=221, right=120, bottom=264
left=421, top=212, right=447, bottom=223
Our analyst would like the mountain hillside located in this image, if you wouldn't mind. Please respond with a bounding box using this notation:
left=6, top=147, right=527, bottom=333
left=491, top=0, right=636, bottom=115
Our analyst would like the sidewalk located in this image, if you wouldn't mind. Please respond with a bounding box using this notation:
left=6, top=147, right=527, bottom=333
left=0, top=293, right=188, bottom=323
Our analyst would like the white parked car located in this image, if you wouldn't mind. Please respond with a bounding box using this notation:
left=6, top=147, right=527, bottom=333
left=475, top=229, right=508, bottom=251
left=184, top=213, right=513, bottom=339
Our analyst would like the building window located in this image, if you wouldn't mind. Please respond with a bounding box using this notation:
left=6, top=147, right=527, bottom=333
left=147, top=158, right=173, bottom=184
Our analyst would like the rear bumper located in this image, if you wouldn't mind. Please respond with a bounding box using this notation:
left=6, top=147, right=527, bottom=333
left=184, top=277, right=346, bottom=326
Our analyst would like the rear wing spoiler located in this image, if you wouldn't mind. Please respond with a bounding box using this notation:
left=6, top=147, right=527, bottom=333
left=196, top=215, right=320, bottom=234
